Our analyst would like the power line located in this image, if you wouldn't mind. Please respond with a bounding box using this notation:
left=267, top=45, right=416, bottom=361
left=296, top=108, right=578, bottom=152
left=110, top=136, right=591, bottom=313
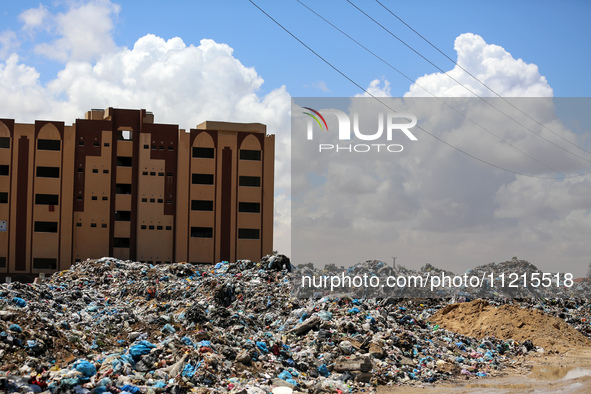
left=375, top=0, right=591, bottom=156
left=346, top=0, right=591, bottom=165
left=248, top=0, right=591, bottom=181
left=295, top=0, right=591, bottom=179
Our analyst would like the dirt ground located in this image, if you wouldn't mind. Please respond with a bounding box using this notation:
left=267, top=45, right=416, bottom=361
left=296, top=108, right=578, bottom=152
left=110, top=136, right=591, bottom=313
left=378, top=346, right=591, bottom=393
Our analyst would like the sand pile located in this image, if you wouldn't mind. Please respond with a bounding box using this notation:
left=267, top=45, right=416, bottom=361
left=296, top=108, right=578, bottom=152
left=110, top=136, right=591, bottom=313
left=431, top=299, right=591, bottom=353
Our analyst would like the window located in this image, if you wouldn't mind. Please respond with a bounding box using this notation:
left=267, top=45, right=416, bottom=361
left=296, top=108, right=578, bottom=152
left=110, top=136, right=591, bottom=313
left=77, top=168, right=83, bottom=173
left=168, top=146, right=174, bottom=151
left=114, top=211, right=131, bottom=221
left=158, top=172, right=164, bottom=176
left=115, top=184, right=132, bottom=194
left=149, top=225, right=155, bottom=230
left=104, top=142, right=110, bottom=147
left=167, top=172, right=173, bottom=177
left=143, top=171, right=148, bottom=176
left=0, top=165, right=9, bottom=176
left=150, top=172, right=156, bottom=176
left=240, top=150, right=261, bottom=161
left=117, top=130, right=132, bottom=141
left=91, top=223, right=97, bottom=228
left=157, top=198, right=163, bottom=203
left=191, top=227, right=213, bottom=238
left=166, top=226, right=172, bottom=231
left=157, top=225, right=163, bottom=230
left=36, top=166, right=60, bottom=178
left=192, top=174, right=214, bottom=185
left=192, top=147, right=214, bottom=158
left=93, top=141, right=100, bottom=147
left=35, top=194, right=59, bottom=205
left=238, top=228, right=260, bottom=239
left=91, top=196, right=97, bottom=200
left=92, top=169, right=98, bottom=173
left=34, top=221, right=58, bottom=233
left=103, top=169, right=109, bottom=174
left=239, top=202, right=260, bottom=213
left=144, top=144, right=149, bottom=149
left=37, top=139, right=60, bottom=151
left=33, top=258, right=56, bottom=269
left=166, top=199, right=173, bottom=204
left=141, top=225, right=147, bottom=229
left=102, top=196, right=108, bottom=201
left=101, top=223, right=107, bottom=228
left=116, top=157, right=132, bottom=167
left=150, top=198, right=155, bottom=203
left=79, top=140, right=85, bottom=146
left=0, top=137, right=9, bottom=149
left=76, top=223, right=82, bottom=227
left=239, top=176, right=260, bottom=187
left=159, top=145, right=164, bottom=151
left=142, top=198, right=147, bottom=202
left=113, top=238, right=130, bottom=248
left=0, top=257, right=6, bottom=268
left=0, top=192, right=8, bottom=203
left=191, top=200, right=213, bottom=211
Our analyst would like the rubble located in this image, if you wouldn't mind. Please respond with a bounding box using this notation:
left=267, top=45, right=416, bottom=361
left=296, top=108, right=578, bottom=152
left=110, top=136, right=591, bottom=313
left=0, top=256, right=590, bottom=393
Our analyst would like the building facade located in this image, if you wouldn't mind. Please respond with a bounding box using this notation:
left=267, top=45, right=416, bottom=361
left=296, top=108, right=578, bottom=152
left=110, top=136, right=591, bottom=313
left=0, top=108, right=274, bottom=279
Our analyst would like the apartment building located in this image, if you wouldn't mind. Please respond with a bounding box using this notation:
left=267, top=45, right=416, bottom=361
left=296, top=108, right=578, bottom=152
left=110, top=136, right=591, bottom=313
left=0, top=108, right=274, bottom=280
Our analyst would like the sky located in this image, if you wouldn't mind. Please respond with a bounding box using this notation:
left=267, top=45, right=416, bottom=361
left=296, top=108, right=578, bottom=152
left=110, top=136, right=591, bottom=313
left=1, top=0, right=590, bottom=274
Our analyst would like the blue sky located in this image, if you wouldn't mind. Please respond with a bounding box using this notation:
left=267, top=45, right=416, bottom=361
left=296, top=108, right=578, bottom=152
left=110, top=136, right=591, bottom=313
left=1, top=0, right=591, bottom=273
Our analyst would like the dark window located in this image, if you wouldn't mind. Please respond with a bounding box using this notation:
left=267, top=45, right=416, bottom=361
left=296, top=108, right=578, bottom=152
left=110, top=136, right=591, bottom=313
left=142, top=198, right=147, bottom=202
left=238, top=228, right=260, bottom=239
left=150, top=198, right=155, bottom=203
left=192, top=147, right=214, bottom=158
left=0, top=192, right=8, bottom=203
left=157, top=225, right=163, bottom=230
left=92, top=168, right=98, bottom=173
left=77, top=196, right=82, bottom=201
left=141, top=225, right=147, bottom=229
left=104, top=142, right=109, bottom=147
left=36, top=166, right=60, bottom=178
left=0, top=137, right=10, bottom=149
left=191, top=200, right=213, bottom=211
left=116, top=156, right=132, bottom=167
left=157, top=198, right=163, bottom=203
left=114, top=211, right=131, bottom=221
left=150, top=172, right=155, bottom=176
left=143, top=171, right=148, bottom=176
left=93, top=141, right=100, bottom=147
left=239, top=202, right=260, bottom=213
left=167, top=172, right=173, bottom=177
left=113, top=238, right=130, bottom=248
left=35, top=194, right=59, bottom=205
left=91, top=223, right=97, bottom=228
left=78, top=140, right=84, bottom=146
left=144, top=144, right=149, bottom=149
left=102, top=196, right=108, bottom=201
left=37, top=139, right=60, bottom=151
left=101, top=223, right=107, bottom=228
left=191, top=227, right=213, bottom=238
left=103, top=169, right=109, bottom=174
left=91, top=196, right=97, bottom=200
left=168, top=146, right=174, bottom=151
left=166, top=199, right=173, bottom=204
left=33, top=258, right=56, bottom=269
left=117, top=130, right=132, bottom=141
left=149, top=225, right=155, bottom=230
left=192, top=173, right=214, bottom=185
left=0, top=165, right=9, bottom=176
left=166, top=226, right=172, bottom=231
left=158, top=172, right=164, bottom=177
left=240, top=149, right=261, bottom=161
left=115, top=184, right=132, bottom=194
left=159, top=145, right=164, bottom=151
left=76, top=223, right=82, bottom=227
left=239, top=176, right=260, bottom=187
left=34, top=221, right=58, bottom=233
left=77, top=168, right=83, bottom=173
left=151, top=145, right=156, bottom=150
left=0, top=257, right=5, bottom=268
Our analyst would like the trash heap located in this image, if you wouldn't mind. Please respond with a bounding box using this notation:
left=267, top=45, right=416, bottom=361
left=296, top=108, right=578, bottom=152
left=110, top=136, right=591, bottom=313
left=0, top=256, right=589, bottom=393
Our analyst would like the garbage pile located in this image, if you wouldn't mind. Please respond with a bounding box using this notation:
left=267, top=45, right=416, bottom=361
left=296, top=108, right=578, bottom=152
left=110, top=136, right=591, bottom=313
left=0, top=257, right=589, bottom=393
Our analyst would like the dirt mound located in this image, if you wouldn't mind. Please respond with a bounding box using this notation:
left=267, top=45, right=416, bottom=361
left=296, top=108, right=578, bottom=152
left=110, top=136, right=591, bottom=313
left=431, top=299, right=591, bottom=353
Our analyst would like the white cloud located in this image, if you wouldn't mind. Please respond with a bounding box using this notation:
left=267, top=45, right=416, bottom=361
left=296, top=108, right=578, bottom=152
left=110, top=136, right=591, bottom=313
left=356, top=78, right=391, bottom=97
left=0, top=31, right=19, bottom=60
left=19, top=4, right=50, bottom=33
left=33, top=0, right=120, bottom=62
left=406, top=33, right=553, bottom=97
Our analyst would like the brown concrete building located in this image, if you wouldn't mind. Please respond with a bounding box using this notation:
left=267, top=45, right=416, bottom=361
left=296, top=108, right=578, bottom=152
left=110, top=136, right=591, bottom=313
left=0, top=108, right=274, bottom=279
